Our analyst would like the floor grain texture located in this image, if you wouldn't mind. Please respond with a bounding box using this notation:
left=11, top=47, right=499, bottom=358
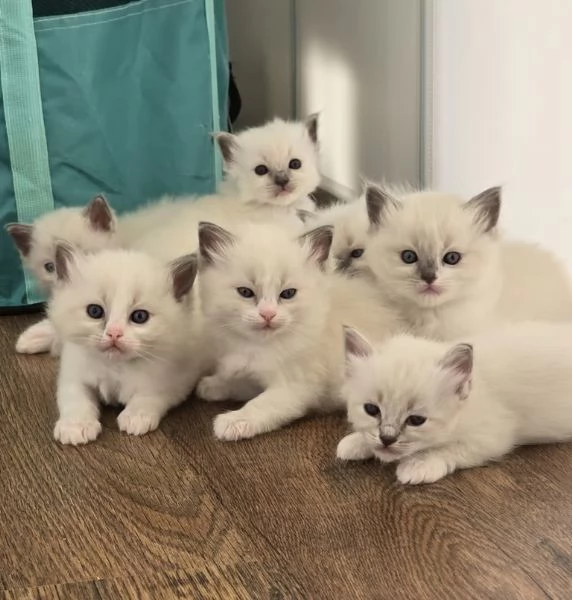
left=1, top=314, right=571, bottom=599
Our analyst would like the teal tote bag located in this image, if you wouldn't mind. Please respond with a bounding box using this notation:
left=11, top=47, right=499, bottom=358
left=0, top=0, right=228, bottom=310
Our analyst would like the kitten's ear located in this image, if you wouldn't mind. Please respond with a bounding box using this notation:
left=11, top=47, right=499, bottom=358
left=439, top=343, right=473, bottom=398
left=54, top=242, right=77, bottom=282
left=298, top=225, right=333, bottom=267
left=344, top=326, right=373, bottom=359
left=214, top=132, right=237, bottom=164
left=364, top=183, right=399, bottom=229
left=296, top=209, right=316, bottom=224
left=83, top=194, right=116, bottom=233
left=5, top=223, right=34, bottom=256
left=169, top=254, right=198, bottom=301
left=198, top=221, right=236, bottom=266
left=465, top=186, right=501, bottom=233
left=304, top=113, right=319, bottom=144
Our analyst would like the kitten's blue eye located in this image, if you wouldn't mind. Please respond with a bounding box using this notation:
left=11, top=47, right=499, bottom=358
left=279, top=288, right=297, bottom=300
left=443, top=251, right=462, bottom=266
left=86, top=304, right=104, bottom=319
left=406, top=415, right=426, bottom=427
left=350, top=248, right=364, bottom=259
left=363, top=403, right=380, bottom=417
left=400, top=250, right=418, bottom=264
left=237, top=287, right=255, bottom=298
left=130, top=309, right=150, bottom=324
left=254, top=164, right=269, bottom=176
left=288, top=158, right=302, bottom=170
left=44, top=261, right=55, bottom=273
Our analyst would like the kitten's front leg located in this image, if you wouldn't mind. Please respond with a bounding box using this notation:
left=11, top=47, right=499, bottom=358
left=16, top=318, right=56, bottom=355
left=54, top=382, right=101, bottom=446
left=336, top=432, right=375, bottom=461
left=395, top=445, right=487, bottom=485
left=197, top=359, right=256, bottom=402
left=117, top=394, right=182, bottom=436
left=213, top=384, right=315, bottom=441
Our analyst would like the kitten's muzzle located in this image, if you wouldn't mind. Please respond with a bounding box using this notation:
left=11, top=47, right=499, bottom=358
left=379, top=434, right=398, bottom=447
left=273, top=171, right=290, bottom=189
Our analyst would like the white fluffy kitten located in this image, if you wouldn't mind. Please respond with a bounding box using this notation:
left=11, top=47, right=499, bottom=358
left=49, top=245, right=203, bottom=445
left=363, top=184, right=572, bottom=339
left=5, top=195, right=117, bottom=355
left=195, top=220, right=399, bottom=442
left=118, top=115, right=321, bottom=255
left=337, top=323, right=572, bottom=484
left=215, top=114, right=320, bottom=211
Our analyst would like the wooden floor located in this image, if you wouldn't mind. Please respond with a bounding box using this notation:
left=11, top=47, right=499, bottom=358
left=1, top=314, right=571, bottom=600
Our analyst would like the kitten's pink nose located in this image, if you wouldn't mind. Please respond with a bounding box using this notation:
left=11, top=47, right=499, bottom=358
left=258, top=306, right=277, bottom=322
left=105, top=324, right=124, bottom=340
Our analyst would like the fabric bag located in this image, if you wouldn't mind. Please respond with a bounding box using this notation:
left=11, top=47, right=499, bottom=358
left=0, top=0, right=228, bottom=310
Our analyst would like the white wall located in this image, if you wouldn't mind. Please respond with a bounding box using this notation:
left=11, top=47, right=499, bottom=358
left=225, top=0, right=294, bottom=128
left=296, top=0, right=422, bottom=197
left=430, top=0, right=572, bottom=268
left=226, top=0, right=423, bottom=196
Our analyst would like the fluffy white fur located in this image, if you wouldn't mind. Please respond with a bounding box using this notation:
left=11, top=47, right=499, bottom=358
left=337, top=323, right=572, bottom=484
left=49, top=246, right=205, bottom=445
left=195, top=220, right=400, bottom=442
left=118, top=115, right=321, bottom=257
left=6, top=196, right=118, bottom=355
left=363, top=184, right=572, bottom=339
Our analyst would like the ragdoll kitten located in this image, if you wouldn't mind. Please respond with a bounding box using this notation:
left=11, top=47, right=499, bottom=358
left=363, top=184, right=572, bottom=339
left=49, top=244, right=203, bottom=445
left=5, top=195, right=117, bottom=355
left=195, top=220, right=400, bottom=442
left=118, top=114, right=321, bottom=254
left=337, top=324, right=572, bottom=484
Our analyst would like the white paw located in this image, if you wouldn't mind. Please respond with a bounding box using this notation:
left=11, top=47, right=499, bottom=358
left=336, top=432, right=375, bottom=461
left=197, top=376, right=228, bottom=402
left=396, top=454, right=451, bottom=485
left=16, top=323, right=55, bottom=354
left=54, top=419, right=101, bottom=445
left=117, top=409, right=161, bottom=436
left=213, top=411, right=262, bottom=441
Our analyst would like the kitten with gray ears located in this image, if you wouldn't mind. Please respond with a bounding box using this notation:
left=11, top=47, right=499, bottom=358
left=362, top=184, right=572, bottom=339
left=337, top=324, right=572, bottom=484
left=195, top=219, right=400, bottom=442
left=49, top=244, right=204, bottom=445
left=5, top=195, right=117, bottom=355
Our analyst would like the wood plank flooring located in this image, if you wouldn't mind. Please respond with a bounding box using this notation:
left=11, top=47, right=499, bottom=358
left=1, top=314, right=571, bottom=599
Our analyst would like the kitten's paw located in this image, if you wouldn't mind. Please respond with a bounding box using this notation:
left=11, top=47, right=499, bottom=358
left=117, top=409, right=161, bottom=436
left=54, top=419, right=101, bottom=445
left=396, top=455, right=450, bottom=485
left=213, top=411, right=261, bottom=441
left=16, top=323, right=55, bottom=355
left=197, top=376, right=229, bottom=402
left=336, top=432, right=375, bottom=461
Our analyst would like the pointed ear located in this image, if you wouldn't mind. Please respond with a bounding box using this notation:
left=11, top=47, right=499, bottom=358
left=169, top=254, right=198, bottom=301
left=5, top=223, right=34, bottom=256
left=298, top=225, right=333, bottom=267
left=465, top=186, right=501, bottom=233
left=54, top=242, right=77, bottom=282
left=439, top=343, right=473, bottom=398
left=296, top=209, right=316, bottom=224
left=198, top=221, right=235, bottom=266
left=304, top=113, right=319, bottom=144
left=364, top=183, right=399, bottom=229
left=82, top=194, right=116, bottom=233
left=344, top=326, right=373, bottom=360
left=214, top=132, right=237, bottom=163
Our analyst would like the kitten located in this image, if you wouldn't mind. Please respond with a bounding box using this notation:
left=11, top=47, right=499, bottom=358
left=119, top=115, right=321, bottom=259
left=215, top=114, right=320, bottom=211
left=5, top=195, right=118, bottom=355
left=195, top=220, right=400, bottom=442
left=363, top=184, right=572, bottom=340
left=48, top=245, right=203, bottom=445
left=337, top=324, right=572, bottom=484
